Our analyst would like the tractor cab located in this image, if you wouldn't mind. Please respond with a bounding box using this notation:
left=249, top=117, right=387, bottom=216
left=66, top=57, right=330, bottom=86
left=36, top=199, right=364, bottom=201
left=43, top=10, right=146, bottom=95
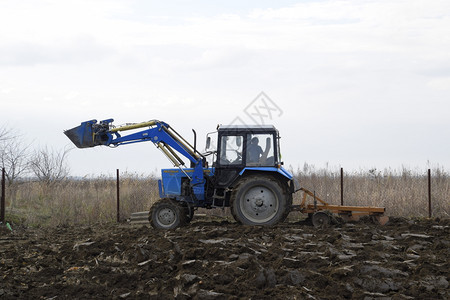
left=205, top=125, right=283, bottom=189
left=216, top=125, right=280, bottom=168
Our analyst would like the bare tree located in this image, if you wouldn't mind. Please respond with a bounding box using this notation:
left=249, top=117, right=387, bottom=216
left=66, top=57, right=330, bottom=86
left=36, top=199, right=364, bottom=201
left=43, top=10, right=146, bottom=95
left=0, top=127, right=30, bottom=207
left=0, top=126, right=12, bottom=142
left=0, top=136, right=30, bottom=186
left=29, top=146, right=71, bottom=186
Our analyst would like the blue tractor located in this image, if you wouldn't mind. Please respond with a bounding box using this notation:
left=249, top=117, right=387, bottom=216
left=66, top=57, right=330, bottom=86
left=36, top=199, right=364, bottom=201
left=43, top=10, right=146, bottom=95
left=65, top=119, right=301, bottom=229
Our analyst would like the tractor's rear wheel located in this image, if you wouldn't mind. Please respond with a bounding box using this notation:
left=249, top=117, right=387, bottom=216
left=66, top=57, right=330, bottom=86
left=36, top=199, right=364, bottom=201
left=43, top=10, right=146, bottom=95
left=231, top=175, right=291, bottom=225
left=149, top=198, right=184, bottom=229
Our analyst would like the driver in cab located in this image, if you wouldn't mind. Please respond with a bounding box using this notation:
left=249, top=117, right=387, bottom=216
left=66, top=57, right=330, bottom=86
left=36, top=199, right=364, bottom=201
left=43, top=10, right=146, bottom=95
left=247, top=137, right=263, bottom=163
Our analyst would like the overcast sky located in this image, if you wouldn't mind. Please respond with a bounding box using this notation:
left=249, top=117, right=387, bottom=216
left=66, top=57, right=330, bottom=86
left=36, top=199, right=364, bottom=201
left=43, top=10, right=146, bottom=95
left=1, top=0, right=449, bottom=176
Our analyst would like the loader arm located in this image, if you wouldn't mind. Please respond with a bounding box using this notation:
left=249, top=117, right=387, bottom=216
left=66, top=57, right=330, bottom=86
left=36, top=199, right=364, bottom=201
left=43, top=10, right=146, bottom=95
left=64, top=119, right=206, bottom=199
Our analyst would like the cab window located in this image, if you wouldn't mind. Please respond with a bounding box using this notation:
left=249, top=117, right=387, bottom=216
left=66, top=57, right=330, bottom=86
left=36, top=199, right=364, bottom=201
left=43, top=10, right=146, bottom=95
left=219, top=135, right=243, bottom=165
left=246, top=134, right=275, bottom=166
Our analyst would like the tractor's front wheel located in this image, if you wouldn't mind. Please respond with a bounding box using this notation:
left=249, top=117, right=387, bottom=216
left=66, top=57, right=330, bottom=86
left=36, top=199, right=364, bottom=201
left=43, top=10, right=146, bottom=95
left=231, top=175, right=291, bottom=225
left=149, top=198, right=184, bottom=229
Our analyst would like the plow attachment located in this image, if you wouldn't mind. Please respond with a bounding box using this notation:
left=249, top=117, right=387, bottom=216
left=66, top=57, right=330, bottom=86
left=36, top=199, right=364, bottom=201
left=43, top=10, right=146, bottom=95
left=292, top=188, right=389, bottom=227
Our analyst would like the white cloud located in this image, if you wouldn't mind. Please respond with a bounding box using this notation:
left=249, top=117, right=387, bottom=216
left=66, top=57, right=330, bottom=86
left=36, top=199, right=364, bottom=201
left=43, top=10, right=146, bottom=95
left=427, top=77, right=450, bottom=91
left=2, top=1, right=449, bottom=65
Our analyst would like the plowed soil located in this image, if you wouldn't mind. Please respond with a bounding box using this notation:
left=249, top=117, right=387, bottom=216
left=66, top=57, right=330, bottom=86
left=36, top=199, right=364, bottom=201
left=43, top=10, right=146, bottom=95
left=1, top=217, right=449, bottom=299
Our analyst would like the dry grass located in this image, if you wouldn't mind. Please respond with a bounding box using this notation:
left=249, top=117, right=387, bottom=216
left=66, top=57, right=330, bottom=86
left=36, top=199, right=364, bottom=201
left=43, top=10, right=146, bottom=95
left=5, top=172, right=159, bottom=227
left=3, top=166, right=449, bottom=226
left=293, top=164, right=449, bottom=218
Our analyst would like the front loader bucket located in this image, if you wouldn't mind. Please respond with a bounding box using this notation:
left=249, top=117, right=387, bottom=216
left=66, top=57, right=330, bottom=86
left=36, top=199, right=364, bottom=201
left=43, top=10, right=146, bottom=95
left=64, top=120, right=98, bottom=148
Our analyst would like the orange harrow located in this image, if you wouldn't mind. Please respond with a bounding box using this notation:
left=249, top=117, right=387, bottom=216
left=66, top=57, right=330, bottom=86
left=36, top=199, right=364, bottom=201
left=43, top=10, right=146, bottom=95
left=292, top=188, right=389, bottom=227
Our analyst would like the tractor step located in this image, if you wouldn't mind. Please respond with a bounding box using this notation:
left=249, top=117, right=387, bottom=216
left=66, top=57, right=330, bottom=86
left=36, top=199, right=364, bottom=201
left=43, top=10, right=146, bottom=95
left=130, top=211, right=150, bottom=225
left=130, top=210, right=209, bottom=225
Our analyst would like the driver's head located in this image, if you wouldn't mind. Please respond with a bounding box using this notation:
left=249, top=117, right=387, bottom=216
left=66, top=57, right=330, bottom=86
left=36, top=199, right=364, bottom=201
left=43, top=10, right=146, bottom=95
left=251, top=137, right=259, bottom=145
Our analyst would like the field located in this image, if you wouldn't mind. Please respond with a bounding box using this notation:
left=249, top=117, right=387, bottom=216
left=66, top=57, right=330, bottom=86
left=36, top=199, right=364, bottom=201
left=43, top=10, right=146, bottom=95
left=1, top=167, right=449, bottom=298
left=1, top=217, right=449, bottom=299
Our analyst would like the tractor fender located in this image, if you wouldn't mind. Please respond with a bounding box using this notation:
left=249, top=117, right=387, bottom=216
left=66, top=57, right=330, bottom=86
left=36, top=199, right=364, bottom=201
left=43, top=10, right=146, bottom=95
left=290, top=176, right=301, bottom=193
left=239, top=167, right=293, bottom=179
left=237, top=167, right=300, bottom=193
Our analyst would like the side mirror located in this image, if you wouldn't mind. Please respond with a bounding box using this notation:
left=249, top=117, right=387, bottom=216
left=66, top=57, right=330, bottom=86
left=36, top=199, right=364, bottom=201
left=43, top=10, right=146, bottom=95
left=206, top=136, right=211, bottom=149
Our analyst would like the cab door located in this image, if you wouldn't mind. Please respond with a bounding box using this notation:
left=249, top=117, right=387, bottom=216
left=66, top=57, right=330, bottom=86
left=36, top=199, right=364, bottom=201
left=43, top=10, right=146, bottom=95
left=214, top=134, right=244, bottom=187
